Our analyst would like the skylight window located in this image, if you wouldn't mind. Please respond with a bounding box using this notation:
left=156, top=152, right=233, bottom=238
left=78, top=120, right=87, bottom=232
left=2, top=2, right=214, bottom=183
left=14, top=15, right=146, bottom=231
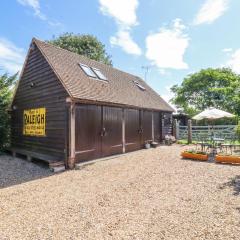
left=92, top=68, right=107, bottom=81
left=134, top=81, right=146, bottom=91
left=79, top=64, right=97, bottom=78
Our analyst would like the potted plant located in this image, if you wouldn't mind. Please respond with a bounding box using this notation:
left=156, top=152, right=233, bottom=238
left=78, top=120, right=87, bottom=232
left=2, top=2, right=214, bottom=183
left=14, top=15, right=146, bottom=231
left=144, top=141, right=151, bottom=149
left=181, top=150, right=208, bottom=161
left=164, top=135, right=176, bottom=145
left=215, top=154, right=240, bottom=164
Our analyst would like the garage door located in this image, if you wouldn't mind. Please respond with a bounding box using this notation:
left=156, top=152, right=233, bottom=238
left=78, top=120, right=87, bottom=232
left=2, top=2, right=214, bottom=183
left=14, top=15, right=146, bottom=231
left=153, top=112, right=162, bottom=142
left=125, top=109, right=141, bottom=152
left=142, top=110, right=153, bottom=144
left=75, top=105, right=102, bottom=162
left=75, top=105, right=123, bottom=162
left=102, top=106, right=123, bottom=157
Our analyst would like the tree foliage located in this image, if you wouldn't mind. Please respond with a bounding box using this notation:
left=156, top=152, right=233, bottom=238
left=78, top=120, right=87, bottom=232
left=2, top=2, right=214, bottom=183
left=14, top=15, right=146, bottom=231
left=48, top=33, right=112, bottom=65
left=171, top=68, right=240, bottom=116
left=0, top=73, right=17, bottom=150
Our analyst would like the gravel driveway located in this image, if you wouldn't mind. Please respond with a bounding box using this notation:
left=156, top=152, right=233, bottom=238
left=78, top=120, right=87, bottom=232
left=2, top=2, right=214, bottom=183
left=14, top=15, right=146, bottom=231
left=0, top=145, right=240, bottom=240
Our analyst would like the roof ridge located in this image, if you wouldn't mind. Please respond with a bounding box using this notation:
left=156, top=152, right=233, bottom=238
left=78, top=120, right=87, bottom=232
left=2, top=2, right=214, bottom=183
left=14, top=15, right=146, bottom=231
left=33, top=38, right=143, bottom=81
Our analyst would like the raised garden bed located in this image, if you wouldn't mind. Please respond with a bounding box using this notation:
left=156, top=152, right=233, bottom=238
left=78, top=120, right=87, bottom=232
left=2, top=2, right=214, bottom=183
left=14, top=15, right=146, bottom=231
left=181, top=151, right=208, bottom=161
left=215, top=155, right=240, bottom=164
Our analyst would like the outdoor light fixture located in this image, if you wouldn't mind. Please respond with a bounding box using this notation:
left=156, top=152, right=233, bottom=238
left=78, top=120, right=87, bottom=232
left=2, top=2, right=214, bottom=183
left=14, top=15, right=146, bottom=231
left=30, top=82, right=35, bottom=88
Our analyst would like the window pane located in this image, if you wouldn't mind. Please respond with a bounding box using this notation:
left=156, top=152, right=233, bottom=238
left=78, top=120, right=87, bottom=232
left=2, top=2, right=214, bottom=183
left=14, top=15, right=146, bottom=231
left=79, top=64, right=97, bottom=78
left=92, top=68, right=107, bottom=80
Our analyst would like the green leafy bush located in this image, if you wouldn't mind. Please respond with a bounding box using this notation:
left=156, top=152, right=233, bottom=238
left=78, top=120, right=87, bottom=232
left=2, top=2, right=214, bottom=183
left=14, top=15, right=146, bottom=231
left=0, top=73, right=17, bottom=150
left=184, top=150, right=207, bottom=155
left=236, top=121, right=240, bottom=142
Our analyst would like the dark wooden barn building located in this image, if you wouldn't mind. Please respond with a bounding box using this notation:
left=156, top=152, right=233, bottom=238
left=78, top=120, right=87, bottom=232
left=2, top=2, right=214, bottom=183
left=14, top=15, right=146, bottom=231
left=11, top=38, right=174, bottom=169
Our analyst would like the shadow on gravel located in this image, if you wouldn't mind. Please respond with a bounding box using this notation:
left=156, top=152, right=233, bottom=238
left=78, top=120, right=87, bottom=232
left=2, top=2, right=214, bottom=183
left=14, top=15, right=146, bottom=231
left=0, top=153, right=54, bottom=189
left=219, top=175, right=240, bottom=196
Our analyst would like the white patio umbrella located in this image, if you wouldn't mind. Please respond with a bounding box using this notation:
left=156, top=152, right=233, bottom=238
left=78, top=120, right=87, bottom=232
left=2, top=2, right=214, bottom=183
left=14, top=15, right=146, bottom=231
left=192, top=107, right=234, bottom=120
left=192, top=107, right=235, bottom=141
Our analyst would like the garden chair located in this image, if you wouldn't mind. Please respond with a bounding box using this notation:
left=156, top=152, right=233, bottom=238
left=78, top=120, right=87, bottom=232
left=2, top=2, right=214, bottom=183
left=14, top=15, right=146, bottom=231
left=220, top=135, right=235, bottom=155
left=196, top=134, right=212, bottom=153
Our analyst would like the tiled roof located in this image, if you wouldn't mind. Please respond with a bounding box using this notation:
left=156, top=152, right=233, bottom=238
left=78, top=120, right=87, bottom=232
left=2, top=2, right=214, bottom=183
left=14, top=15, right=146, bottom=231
left=34, top=38, right=174, bottom=112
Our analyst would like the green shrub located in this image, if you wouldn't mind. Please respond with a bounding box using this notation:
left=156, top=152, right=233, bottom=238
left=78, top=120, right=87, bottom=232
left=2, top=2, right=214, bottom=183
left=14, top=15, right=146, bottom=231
left=0, top=73, right=17, bottom=150
left=236, top=121, right=240, bottom=142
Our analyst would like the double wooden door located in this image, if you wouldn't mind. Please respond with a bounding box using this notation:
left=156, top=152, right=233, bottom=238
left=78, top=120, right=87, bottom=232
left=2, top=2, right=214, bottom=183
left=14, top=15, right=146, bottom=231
left=75, top=105, right=123, bottom=162
left=124, top=109, right=153, bottom=152
left=74, top=104, right=161, bottom=162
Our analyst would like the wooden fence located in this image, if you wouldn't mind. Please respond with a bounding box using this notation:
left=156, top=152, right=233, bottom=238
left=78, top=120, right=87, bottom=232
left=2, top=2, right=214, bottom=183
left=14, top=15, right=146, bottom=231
left=174, top=120, right=237, bottom=142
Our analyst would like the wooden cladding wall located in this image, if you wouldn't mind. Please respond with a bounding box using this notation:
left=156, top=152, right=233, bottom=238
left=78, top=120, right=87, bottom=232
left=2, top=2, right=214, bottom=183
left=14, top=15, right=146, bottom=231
left=11, top=44, right=68, bottom=161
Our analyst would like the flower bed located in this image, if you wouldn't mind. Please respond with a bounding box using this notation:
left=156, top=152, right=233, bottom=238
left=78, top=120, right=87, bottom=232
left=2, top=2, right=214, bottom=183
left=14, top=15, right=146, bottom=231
left=181, top=151, right=208, bottom=161
left=215, top=155, right=240, bottom=164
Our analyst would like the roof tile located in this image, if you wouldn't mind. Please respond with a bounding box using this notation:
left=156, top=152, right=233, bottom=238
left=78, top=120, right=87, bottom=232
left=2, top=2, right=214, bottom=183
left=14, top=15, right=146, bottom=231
left=34, top=38, right=174, bottom=112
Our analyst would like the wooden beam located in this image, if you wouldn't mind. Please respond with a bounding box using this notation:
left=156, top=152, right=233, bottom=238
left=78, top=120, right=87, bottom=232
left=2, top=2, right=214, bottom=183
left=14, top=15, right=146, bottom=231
left=122, top=108, right=126, bottom=153
left=152, top=111, right=154, bottom=141
left=71, top=98, right=173, bottom=113
left=68, top=102, right=76, bottom=169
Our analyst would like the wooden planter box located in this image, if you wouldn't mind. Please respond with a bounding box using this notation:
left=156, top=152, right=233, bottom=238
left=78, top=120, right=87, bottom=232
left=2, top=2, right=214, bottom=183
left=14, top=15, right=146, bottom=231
left=181, top=151, right=208, bottom=161
left=215, top=155, right=240, bottom=164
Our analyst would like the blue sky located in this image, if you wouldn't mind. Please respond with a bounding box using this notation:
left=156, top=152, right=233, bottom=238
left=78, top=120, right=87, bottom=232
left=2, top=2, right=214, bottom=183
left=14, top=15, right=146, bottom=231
left=0, top=0, right=240, bottom=103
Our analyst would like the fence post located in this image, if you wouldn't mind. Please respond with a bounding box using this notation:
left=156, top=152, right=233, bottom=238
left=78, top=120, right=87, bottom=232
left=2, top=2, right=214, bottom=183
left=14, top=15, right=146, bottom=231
left=173, top=119, right=178, bottom=139
left=176, top=121, right=179, bottom=139
left=188, top=119, right=192, bottom=144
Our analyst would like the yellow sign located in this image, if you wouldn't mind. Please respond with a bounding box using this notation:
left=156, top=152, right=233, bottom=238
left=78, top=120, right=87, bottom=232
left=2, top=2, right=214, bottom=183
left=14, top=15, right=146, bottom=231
left=23, top=108, right=46, bottom=136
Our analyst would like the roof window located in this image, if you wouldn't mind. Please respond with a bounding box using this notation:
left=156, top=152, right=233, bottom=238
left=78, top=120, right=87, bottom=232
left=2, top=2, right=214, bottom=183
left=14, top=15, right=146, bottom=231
left=79, top=64, right=97, bottom=78
left=92, top=68, right=107, bottom=81
left=134, top=80, right=146, bottom=91
left=79, top=63, right=108, bottom=81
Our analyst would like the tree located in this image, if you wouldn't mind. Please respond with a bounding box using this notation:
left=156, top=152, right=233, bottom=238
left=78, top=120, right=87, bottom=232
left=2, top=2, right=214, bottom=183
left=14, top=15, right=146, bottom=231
left=0, top=73, right=17, bottom=150
left=48, top=33, right=112, bottom=65
left=171, top=68, right=240, bottom=116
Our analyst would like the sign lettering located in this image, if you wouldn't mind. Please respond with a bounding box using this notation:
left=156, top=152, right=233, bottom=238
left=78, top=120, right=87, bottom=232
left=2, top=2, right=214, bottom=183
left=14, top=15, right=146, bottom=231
left=23, top=108, right=46, bottom=136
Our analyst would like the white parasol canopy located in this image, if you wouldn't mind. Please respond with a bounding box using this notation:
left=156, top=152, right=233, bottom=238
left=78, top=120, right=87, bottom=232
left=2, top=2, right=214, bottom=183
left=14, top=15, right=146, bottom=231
left=192, top=107, right=235, bottom=120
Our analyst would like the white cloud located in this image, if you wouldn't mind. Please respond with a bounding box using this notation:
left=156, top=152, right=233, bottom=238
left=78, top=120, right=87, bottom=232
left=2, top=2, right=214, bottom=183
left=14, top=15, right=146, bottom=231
left=110, top=30, right=142, bottom=56
left=194, top=0, right=229, bottom=25
left=145, top=19, right=189, bottom=70
left=99, top=0, right=141, bottom=56
left=226, top=49, right=240, bottom=73
left=0, top=39, right=25, bottom=74
left=17, top=0, right=46, bottom=20
left=17, top=0, right=62, bottom=27
left=99, top=0, right=138, bottom=27
left=222, top=48, right=233, bottom=53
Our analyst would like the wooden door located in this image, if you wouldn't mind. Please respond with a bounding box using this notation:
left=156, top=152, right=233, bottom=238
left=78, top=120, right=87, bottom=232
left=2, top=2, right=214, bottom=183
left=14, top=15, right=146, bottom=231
left=75, top=105, right=102, bottom=162
left=153, top=112, right=162, bottom=142
left=102, top=106, right=123, bottom=156
left=142, top=110, right=153, bottom=144
left=125, top=109, right=141, bottom=152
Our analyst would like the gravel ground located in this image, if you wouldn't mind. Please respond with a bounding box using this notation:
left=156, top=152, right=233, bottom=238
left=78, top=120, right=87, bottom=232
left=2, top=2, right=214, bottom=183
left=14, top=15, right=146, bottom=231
left=0, top=154, right=52, bottom=189
left=0, top=145, right=240, bottom=240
